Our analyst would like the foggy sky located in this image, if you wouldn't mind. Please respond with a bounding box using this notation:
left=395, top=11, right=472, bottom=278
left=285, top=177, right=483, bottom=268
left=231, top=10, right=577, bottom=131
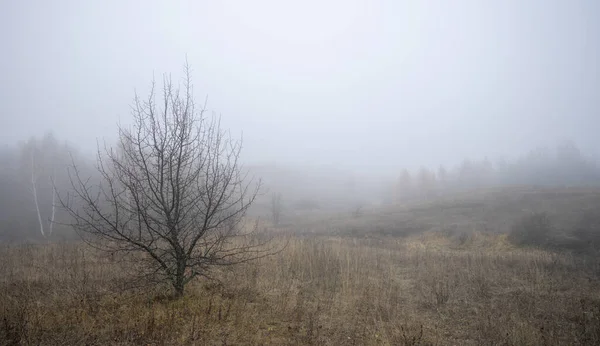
left=1, top=0, right=599, bottom=175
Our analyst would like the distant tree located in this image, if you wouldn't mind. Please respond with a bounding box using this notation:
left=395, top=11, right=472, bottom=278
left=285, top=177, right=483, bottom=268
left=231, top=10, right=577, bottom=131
left=496, top=142, right=600, bottom=187
left=351, top=203, right=363, bottom=218
left=61, top=64, right=276, bottom=297
left=437, top=165, right=448, bottom=190
left=417, top=167, right=436, bottom=197
left=554, top=140, right=595, bottom=185
left=395, top=169, right=412, bottom=203
left=0, top=146, right=29, bottom=241
left=457, top=159, right=474, bottom=188
left=271, top=192, right=283, bottom=226
left=19, top=133, right=66, bottom=238
left=479, top=157, right=495, bottom=186
left=556, top=140, right=582, bottom=163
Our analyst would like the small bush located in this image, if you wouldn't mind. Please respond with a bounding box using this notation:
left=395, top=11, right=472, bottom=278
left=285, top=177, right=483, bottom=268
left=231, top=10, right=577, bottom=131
left=509, top=212, right=553, bottom=247
left=455, top=230, right=472, bottom=247
left=572, top=211, right=600, bottom=250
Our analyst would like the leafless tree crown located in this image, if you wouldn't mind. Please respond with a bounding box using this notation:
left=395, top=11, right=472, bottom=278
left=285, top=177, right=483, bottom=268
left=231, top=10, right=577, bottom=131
left=62, top=64, right=272, bottom=296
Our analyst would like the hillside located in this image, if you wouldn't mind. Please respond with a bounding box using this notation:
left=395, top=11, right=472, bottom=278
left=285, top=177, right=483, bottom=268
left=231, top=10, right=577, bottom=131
left=3, top=187, right=600, bottom=345
left=282, top=187, right=600, bottom=239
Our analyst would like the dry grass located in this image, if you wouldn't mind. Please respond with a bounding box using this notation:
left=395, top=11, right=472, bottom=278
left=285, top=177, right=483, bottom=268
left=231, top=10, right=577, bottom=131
left=282, top=186, right=600, bottom=238
left=2, top=229, right=600, bottom=345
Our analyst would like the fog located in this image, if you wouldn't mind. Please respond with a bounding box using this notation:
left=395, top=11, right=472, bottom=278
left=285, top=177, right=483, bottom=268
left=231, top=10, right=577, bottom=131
left=4, top=3, right=600, bottom=341
left=2, top=0, right=599, bottom=175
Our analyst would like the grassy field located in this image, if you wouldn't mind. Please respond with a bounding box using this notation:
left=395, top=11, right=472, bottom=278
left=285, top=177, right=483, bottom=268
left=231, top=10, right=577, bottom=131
left=2, top=187, right=600, bottom=345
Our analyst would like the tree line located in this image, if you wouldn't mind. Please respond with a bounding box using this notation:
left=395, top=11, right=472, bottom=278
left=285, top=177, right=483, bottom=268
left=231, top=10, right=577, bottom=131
left=392, top=141, right=600, bottom=203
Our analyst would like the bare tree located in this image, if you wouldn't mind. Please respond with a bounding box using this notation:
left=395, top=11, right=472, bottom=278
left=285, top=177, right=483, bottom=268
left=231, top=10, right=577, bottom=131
left=395, top=169, right=412, bottom=203
left=21, top=133, right=62, bottom=238
left=30, top=147, right=46, bottom=237
left=351, top=203, right=363, bottom=218
left=271, top=192, right=283, bottom=226
left=61, top=64, right=274, bottom=297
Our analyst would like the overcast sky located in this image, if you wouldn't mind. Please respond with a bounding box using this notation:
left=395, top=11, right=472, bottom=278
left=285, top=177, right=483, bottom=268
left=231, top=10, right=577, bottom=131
left=1, top=0, right=599, bottom=174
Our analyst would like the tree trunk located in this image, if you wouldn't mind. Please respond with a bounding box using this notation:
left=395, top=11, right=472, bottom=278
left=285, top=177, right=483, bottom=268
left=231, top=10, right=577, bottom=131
left=173, top=279, right=185, bottom=298
left=49, top=172, right=56, bottom=236
left=173, top=255, right=186, bottom=297
left=31, top=150, right=45, bottom=237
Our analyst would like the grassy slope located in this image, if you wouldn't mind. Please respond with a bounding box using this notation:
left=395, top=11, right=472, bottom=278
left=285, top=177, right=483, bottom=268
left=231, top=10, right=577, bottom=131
left=286, top=186, right=600, bottom=237
left=2, top=187, right=600, bottom=345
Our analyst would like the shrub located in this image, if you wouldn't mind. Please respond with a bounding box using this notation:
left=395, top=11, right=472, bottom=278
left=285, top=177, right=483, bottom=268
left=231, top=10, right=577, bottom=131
left=572, top=211, right=600, bottom=251
left=509, top=212, right=553, bottom=247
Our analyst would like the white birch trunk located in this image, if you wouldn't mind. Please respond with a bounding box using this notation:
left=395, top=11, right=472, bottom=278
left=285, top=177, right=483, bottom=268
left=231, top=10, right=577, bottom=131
left=31, top=150, right=45, bottom=237
left=49, top=171, right=56, bottom=236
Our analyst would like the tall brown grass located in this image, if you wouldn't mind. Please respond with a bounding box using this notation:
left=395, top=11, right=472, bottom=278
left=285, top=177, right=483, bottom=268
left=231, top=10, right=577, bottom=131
left=1, top=231, right=600, bottom=345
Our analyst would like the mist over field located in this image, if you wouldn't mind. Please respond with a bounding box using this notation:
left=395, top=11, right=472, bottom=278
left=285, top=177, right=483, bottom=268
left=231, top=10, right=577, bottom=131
left=2, top=1, right=600, bottom=345
left=2, top=0, right=600, bottom=238
left=2, top=0, right=599, bottom=171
